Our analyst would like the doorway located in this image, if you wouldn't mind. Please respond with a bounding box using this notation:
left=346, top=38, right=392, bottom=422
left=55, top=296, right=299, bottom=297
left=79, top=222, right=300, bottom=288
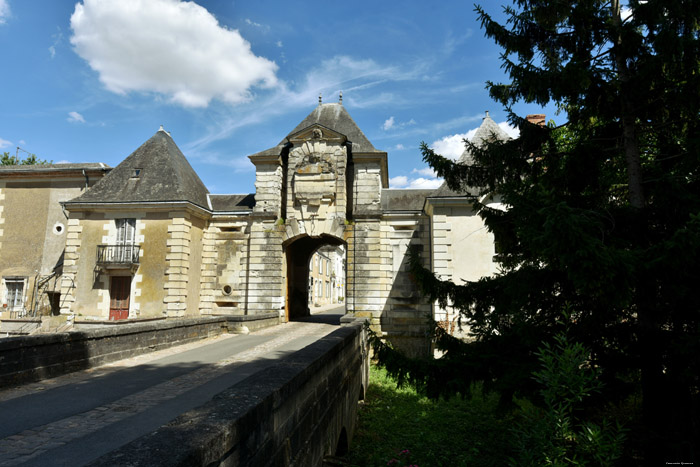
left=109, top=276, right=131, bottom=320
left=284, top=234, right=346, bottom=321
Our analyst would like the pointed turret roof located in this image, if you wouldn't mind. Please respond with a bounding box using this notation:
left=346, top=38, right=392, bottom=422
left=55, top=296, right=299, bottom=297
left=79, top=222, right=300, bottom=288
left=286, top=103, right=380, bottom=153
left=68, top=128, right=209, bottom=209
left=431, top=112, right=512, bottom=197
left=250, top=103, right=382, bottom=158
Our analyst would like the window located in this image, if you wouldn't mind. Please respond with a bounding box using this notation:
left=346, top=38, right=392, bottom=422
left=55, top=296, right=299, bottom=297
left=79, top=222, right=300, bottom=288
left=116, top=218, right=136, bottom=245
left=5, top=278, right=25, bottom=311
left=115, top=218, right=136, bottom=262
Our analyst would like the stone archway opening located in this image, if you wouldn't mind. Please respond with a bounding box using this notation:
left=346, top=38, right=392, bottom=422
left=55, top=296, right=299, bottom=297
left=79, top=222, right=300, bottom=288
left=284, top=234, right=346, bottom=321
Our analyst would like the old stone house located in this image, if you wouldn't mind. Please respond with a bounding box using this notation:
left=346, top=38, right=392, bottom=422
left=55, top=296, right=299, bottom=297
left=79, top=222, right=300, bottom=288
left=0, top=163, right=109, bottom=330
left=1, top=101, right=509, bottom=353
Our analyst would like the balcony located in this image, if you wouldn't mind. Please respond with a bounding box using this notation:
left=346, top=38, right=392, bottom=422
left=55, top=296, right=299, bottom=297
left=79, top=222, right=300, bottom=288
left=96, top=245, right=140, bottom=271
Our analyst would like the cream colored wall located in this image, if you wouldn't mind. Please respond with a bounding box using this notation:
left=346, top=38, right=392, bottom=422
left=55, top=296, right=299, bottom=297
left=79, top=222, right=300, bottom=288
left=186, top=215, right=205, bottom=316
left=70, top=214, right=107, bottom=318
left=0, top=179, right=95, bottom=316
left=68, top=212, right=172, bottom=320
left=431, top=201, right=499, bottom=337
left=448, top=207, right=497, bottom=282
left=134, top=214, right=169, bottom=317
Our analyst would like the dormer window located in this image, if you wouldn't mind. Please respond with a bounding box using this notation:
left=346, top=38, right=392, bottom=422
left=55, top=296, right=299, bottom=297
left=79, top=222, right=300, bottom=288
left=131, top=168, right=142, bottom=178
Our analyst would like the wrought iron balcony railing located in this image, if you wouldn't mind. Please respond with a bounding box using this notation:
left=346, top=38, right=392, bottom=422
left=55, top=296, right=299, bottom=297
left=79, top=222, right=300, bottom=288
left=96, top=245, right=140, bottom=266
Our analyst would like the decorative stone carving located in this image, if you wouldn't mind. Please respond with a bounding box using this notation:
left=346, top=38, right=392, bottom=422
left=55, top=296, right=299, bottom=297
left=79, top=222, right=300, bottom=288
left=292, top=141, right=338, bottom=206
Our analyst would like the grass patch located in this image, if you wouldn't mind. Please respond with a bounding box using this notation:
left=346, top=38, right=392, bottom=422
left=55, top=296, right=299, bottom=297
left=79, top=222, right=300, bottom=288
left=345, top=364, right=513, bottom=466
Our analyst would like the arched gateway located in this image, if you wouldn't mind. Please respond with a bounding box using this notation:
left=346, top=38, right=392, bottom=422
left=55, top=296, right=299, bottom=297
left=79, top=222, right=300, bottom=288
left=57, top=99, right=505, bottom=355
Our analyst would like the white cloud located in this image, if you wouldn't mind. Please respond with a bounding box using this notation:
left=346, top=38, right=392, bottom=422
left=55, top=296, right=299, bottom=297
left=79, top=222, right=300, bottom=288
left=70, top=0, right=278, bottom=108
left=389, top=175, right=409, bottom=188
left=394, top=144, right=405, bottom=150
left=390, top=170, right=442, bottom=190
left=412, top=167, right=436, bottom=177
left=430, top=121, right=519, bottom=159
left=68, top=111, right=86, bottom=123
left=0, top=0, right=10, bottom=25
left=407, top=177, right=442, bottom=189
left=383, top=116, right=395, bottom=130
left=430, top=131, right=475, bottom=160
left=0, top=137, right=12, bottom=149
left=276, top=40, right=283, bottom=48
left=498, top=121, right=520, bottom=139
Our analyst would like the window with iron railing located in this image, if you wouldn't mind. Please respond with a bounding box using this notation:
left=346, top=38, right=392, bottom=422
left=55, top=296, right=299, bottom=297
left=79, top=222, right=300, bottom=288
left=96, top=244, right=141, bottom=265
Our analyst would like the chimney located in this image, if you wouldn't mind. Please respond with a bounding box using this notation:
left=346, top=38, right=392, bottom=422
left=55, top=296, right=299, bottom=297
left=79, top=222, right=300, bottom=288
left=526, top=114, right=546, bottom=126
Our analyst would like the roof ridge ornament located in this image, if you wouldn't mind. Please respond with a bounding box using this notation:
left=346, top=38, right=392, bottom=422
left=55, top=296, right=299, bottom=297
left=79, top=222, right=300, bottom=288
left=319, top=92, right=322, bottom=105
left=339, top=91, right=343, bottom=105
left=485, top=110, right=490, bottom=118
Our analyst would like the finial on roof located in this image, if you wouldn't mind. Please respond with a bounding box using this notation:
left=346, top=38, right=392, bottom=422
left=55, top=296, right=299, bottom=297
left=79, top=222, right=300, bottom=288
left=485, top=111, right=490, bottom=118
left=319, top=93, right=322, bottom=105
left=159, top=125, right=165, bottom=132
left=339, top=91, right=343, bottom=105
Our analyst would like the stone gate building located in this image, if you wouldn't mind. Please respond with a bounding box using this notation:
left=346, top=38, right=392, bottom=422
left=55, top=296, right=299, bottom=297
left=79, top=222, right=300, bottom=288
left=1, top=100, right=508, bottom=353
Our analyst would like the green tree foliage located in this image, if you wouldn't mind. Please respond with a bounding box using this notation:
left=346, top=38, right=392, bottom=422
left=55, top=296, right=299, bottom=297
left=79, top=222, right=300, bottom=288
left=510, top=333, right=626, bottom=466
left=373, top=0, right=700, bottom=461
left=1, top=151, right=50, bottom=165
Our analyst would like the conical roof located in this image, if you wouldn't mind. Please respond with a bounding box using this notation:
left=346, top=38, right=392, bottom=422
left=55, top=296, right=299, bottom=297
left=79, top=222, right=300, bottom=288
left=432, top=113, right=511, bottom=197
left=69, top=129, right=209, bottom=209
left=285, top=103, right=380, bottom=153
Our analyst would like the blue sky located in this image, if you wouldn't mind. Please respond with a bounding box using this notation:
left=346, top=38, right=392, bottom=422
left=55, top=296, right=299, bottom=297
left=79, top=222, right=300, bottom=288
left=0, top=0, right=557, bottom=195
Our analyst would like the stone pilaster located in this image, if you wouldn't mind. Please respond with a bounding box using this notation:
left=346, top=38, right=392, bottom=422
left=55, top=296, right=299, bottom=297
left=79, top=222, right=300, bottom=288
left=59, top=213, right=84, bottom=315
left=0, top=182, right=5, bottom=251
left=164, top=213, right=191, bottom=317
left=198, top=223, right=217, bottom=315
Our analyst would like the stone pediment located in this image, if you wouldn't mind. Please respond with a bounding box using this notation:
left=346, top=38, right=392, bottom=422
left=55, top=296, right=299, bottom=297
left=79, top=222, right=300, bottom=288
left=287, top=124, right=347, bottom=145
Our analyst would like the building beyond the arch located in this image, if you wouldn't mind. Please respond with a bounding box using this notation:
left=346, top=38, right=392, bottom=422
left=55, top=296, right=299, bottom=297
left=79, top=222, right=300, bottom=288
left=0, top=103, right=509, bottom=355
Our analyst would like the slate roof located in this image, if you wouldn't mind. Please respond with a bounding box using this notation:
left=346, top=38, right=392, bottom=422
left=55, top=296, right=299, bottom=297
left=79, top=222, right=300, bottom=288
left=208, top=193, right=255, bottom=212
left=430, top=113, right=511, bottom=198
left=0, top=163, right=110, bottom=174
left=381, top=189, right=433, bottom=211
left=251, top=103, right=382, bottom=158
left=68, top=129, right=209, bottom=209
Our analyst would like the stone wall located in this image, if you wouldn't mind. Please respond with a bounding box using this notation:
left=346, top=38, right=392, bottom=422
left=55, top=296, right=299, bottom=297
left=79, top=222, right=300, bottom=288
left=87, top=319, right=369, bottom=467
left=0, top=313, right=278, bottom=389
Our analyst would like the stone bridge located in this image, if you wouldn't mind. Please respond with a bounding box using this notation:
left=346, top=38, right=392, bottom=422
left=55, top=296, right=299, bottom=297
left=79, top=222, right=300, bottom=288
left=0, top=310, right=369, bottom=466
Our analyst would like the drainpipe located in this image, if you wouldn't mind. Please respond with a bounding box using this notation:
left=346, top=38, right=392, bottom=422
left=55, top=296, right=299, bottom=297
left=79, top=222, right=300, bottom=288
left=82, top=169, right=89, bottom=191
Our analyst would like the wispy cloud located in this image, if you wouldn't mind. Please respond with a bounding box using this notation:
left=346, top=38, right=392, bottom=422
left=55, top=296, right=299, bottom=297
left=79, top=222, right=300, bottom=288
left=48, top=28, right=63, bottom=59
left=186, top=55, right=430, bottom=152
left=382, top=116, right=416, bottom=131
left=67, top=111, right=86, bottom=123
left=0, top=0, right=10, bottom=25
left=0, top=137, right=12, bottom=149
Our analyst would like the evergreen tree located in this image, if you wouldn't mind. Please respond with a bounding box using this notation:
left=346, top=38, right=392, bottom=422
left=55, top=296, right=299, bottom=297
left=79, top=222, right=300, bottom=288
left=374, top=1, right=700, bottom=462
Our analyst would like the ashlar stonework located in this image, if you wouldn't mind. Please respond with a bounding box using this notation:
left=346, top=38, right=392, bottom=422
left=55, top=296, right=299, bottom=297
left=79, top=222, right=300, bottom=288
left=0, top=101, right=509, bottom=355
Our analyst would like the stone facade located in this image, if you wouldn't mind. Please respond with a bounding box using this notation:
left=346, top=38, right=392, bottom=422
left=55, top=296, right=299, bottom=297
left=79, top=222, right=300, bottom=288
left=0, top=103, right=508, bottom=356
left=0, top=164, right=109, bottom=327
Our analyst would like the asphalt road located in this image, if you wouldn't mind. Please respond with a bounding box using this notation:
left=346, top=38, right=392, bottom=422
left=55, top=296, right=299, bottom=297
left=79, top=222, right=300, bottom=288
left=0, top=306, right=345, bottom=466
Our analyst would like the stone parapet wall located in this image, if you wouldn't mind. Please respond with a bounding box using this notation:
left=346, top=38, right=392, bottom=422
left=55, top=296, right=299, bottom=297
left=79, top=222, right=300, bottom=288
left=0, top=314, right=278, bottom=389
left=87, top=319, right=369, bottom=467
